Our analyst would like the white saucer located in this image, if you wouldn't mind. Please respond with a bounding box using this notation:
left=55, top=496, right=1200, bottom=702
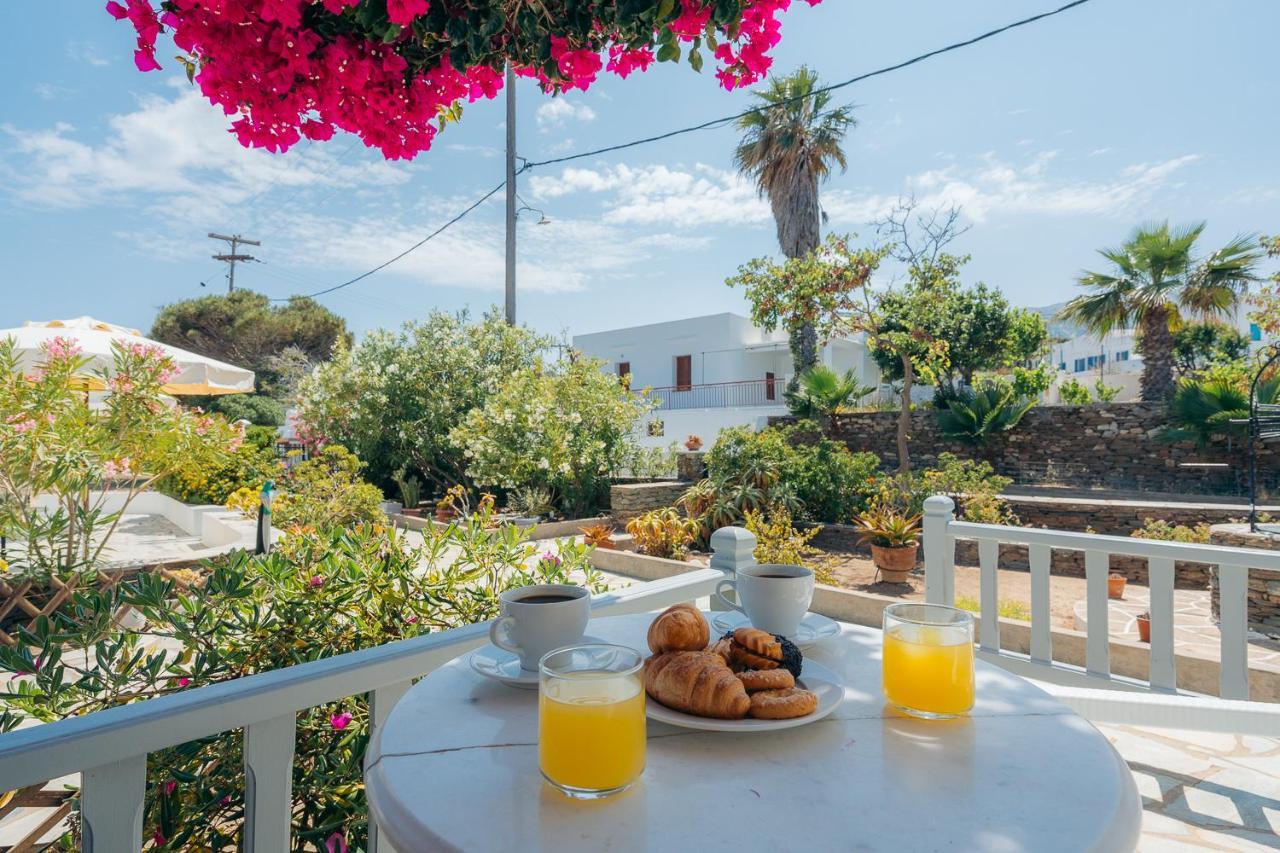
left=645, top=658, right=844, bottom=732
left=468, top=645, right=540, bottom=689
left=468, top=637, right=606, bottom=690
left=711, top=610, right=841, bottom=649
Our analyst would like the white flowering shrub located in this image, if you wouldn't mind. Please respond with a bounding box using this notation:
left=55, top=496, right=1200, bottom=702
left=450, top=357, right=653, bottom=516
left=295, top=309, right=550, bottom=491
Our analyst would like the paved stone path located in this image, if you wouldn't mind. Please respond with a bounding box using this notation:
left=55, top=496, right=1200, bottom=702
left=1073, top=588, right=1280, bottom=669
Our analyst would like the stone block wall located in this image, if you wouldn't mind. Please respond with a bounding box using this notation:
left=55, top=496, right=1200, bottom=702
left=609, top=481, right=690, bottom=522
left=1208, top=524, right=1280, bottom=631
left=795, top=402, right=1277, bottom=495
left=676, top=451, right=706, bottom=482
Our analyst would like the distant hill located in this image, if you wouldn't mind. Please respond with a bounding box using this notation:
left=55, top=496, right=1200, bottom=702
left=1032, top=302, right=1086, bottom=340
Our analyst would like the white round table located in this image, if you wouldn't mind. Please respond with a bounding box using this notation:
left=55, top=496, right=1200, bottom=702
left=365, top=613, right=1142, bottom=852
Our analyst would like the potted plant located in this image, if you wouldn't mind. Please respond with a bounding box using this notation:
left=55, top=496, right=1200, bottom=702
left=1107, top=573, right=1126, bottom=600
left=507, top=485, right=554, bottom=526
left=854, top=506, right=922, bottom=584
left=394, top=468, right=423, bottom=517
left=435, top=484, right=467, bottom=523
left=684, top=434, right=704, bottom=451
left=1136, top=611, right=1151, bottom=643
left=581, top=523, right=617, bottom=549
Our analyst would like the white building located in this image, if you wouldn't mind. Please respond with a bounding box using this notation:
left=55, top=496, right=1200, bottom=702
left=572, top=312, right=880, bottom=448
left=1044, top=304, right=1270, bottom=403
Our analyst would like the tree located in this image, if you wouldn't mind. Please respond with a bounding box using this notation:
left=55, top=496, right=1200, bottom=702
left=1252, top=235, right=1280, bottom=338
left=1165, top=322, right=1251, bottom=376
left=1058, top=222, right=1261, bottom=401
left=108, top=0, right=820, bottom=160
left=734, top=66, right=855, bottom=378
left=150, top=291, right=350, bottom=399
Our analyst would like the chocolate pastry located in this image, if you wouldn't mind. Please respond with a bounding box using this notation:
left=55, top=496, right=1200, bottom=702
left=732, top=627, right=782, bottom=661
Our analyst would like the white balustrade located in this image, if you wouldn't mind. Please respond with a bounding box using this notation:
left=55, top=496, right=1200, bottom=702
left=921, top=495, right=1280, bottom=734
left=0, top=566, right=724, bottom=852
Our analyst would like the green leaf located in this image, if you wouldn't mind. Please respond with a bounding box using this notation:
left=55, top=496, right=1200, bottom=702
left=688, top=48, right=703, bottom=72
left=656, top=43, right=680, bottom=63
left=656, top=0, right=676, bottom=20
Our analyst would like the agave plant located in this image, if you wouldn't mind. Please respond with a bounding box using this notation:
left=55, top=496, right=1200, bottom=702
left=936, top=383, right=1036, bottom=446
left=852, top=506, right=922, bottom=548
left=1163, top=376, right=1279, bottom=447
left=784, top=365, right=876, bottom=419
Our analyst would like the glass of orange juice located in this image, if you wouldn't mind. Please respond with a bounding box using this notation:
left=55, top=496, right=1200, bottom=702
left=539, top=643, right=645, bottom=799
left=882, top=603, right=975, bottom=719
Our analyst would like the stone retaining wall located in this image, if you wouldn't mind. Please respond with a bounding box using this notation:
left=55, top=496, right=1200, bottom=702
left=789, top=402, right=1277, bottom=495
left=1208, top=524, right=1280, bottom=631
left=609, top=481, right=689, bottom=522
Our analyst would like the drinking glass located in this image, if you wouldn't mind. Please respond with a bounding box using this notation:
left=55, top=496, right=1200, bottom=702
left=882, top=603, right=975, bottom=719
left=539, top=644, right=646, bottom=799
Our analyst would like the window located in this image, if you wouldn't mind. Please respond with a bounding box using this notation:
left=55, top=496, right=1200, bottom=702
left=617, top=361, right=630, bottom=378
left=1251, top=323, right=1263, bottom=342
left=1115, top=350, right=1129, bottom=362
left=765, top=371, right=776, bottom=401
left=1086, top=355, right=1100, bottom=369
left=1073, top=358, right=1086, bottom=373
left=675, top=355, right=692, bottom=390
left=1059, top=362, right=1067, bottom=372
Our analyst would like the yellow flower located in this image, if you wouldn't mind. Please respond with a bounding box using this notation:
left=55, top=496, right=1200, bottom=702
left=0, top=559, right=7, bottom=574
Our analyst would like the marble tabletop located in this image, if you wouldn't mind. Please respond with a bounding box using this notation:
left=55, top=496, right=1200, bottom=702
left=365, top=613, right=1142, bottom=852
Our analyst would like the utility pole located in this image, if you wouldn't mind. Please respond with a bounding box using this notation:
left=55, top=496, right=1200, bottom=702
left=209, top=232, right=261, bottom=293
left=504, top=64, right=517, bottom=326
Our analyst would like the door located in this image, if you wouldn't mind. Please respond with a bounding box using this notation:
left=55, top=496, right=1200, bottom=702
left=675, top=355, right=692, bottom=391
left=765, top=371, right=776, bottom=401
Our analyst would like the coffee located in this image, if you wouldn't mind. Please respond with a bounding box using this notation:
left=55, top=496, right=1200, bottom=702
left=756, top=574, right=795, bottom=579
left=516, top=594, right=577, bottom=604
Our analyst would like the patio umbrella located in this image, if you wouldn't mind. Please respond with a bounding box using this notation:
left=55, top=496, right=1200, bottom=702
left=3, top=316, right=254, bottom=395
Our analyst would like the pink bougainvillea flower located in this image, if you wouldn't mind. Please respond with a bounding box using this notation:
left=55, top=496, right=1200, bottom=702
left=330, top=712, right=353, bottom=731
left=386, top=0, right=430, bottom=26
left=325, top=832, right=349, bottom=853
left=105, top=1, right=128, bottom=20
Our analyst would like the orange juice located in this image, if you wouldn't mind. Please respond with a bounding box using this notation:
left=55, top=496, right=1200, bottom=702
left=883, top=625, right=974, bottom=717
left=539, top=673, right=646, bottom=792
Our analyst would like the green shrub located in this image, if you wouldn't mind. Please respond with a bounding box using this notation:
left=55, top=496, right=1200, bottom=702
left=0, top=519, right=603, bottom=851
left=955, top=594, right=1031, bottom=621
left=936, top=382, right=1035, bottom=445
left=207, top=393, right=286, bottom=426
left=274, top=445, right=384, bottom=531
left=1058, top=378, right=1092, bottom=405
left=162, top=440, right=281, bottom=505
left=1130, top=517, right=1211, bottom=544
left=784, top=365, right=874, bottom=418
left=873, top=453, right=1016, bottom=524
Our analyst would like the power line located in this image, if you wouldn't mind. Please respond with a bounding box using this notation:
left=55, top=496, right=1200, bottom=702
left=271, top=180, right=507, bottom=301
left=267, top=0, right=1093, bottom=302
left=209, top=232, right=261, bottom=293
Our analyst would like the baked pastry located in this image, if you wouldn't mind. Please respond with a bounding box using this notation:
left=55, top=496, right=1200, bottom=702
left=644, top=651, right=751, bottom=719
left=749, top=687, right=818, bottom=720
left=733, top=627, right=782, bottom=660
left=736, top=669, right=796, bottom=692
left=729, top=644, right=781, bottom=672
left=708, top=636, right=734, bottom=664
left=647, top=604, right=710, bottom=654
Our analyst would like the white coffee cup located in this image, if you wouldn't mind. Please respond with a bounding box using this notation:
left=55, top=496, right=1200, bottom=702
left=714, top=564, right=815, bottom=638
left=489, top=584, right=590, bottom=670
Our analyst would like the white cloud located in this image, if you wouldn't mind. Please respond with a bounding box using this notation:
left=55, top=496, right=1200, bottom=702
left=535, top=98, right=597, bottom=129
left=0, top=85, right=407, bottom=216
left=528, top=163, right=769, bottom=228
left=820, top=152, right=1202, bottom=226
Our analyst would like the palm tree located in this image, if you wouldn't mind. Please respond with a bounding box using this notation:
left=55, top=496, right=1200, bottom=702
left=784, top=365, right=874, bottom=419
left=1059, top=222, right=1261, bottom=401
left=734, top=66, right=855, bottom=378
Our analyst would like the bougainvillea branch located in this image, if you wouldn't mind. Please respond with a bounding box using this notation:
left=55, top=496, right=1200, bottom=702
left=107, top=0, right=821, bottom=160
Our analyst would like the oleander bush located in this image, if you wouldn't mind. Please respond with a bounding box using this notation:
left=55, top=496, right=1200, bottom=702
left=226, top=444, right=384, bottom=531
left=0, top=515, right=603, bottom=851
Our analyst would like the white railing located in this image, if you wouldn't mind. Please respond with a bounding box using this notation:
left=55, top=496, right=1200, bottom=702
left=921, top=495, right=1280, bottom=734
left=0, top=568, right=722, bottom=852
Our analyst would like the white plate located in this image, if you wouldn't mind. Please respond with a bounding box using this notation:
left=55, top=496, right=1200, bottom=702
left=469, top=644, right=540, bottom=689
left=645, top=659, right=844, bottom=732
left=711, top=610, right=841, bottom=649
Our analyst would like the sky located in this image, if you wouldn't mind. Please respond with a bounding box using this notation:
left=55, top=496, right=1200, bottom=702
left=2, top=0, right=1278, bottom=344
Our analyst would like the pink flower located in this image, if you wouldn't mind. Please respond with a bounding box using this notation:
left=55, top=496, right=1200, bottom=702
left=45, top=336, right=82, bottom=361
left=405, top=614, right=419, bottom=624
left=105, top=1, right=128, bottom=20
left=152, top=830, right=167, bottom=846
left=9, top=655, right=41, bottom=680
left=386, top=0, right=429, bottom=26
left=325, top=832, right=349, bottom=853
left=11, top=418, right=36, bottom=434
left=309, top=575, right=325, bottom=588
left=163, top=779, right=177, bottom=796
left=172, top=676, right=191, bottom=688
left=330, top=712, right=353, bottom=731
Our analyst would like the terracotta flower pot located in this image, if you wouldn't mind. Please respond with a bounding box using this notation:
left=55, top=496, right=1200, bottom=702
left=1107, top=574, right=1126, bottom=600
left=1136, top=615, right=1151, bottom=643
left=871, top=543, right=919, bottom=584
left=434, top=508, right=456, bottom=523
left=401, top=507, right=423, bottom=517
left=593, top=538, right=618, bottom=550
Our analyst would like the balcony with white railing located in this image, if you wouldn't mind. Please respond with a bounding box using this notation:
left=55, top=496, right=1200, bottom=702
left=644, top=378, right=787, bottom=411
left=3, top=505, right=1280, bottom=850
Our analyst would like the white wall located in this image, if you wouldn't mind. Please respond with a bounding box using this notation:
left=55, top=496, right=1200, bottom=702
left=633, top=406, right=788, bottom=449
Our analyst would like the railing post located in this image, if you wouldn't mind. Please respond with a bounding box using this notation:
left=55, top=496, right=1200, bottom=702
left=81, top=755, right=145, bottom=852
left=367, top=681, right=413, bottom=853
left=244, top=713, right=296, bottom=852
left=922, top=496, right=955, bottom=606
left=709, top=526, right=756, bottom=612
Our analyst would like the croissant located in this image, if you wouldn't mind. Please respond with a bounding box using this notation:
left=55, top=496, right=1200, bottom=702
left=646, top=603, right=710, bottom=654
left=644, top=651, right=750, bottom=719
